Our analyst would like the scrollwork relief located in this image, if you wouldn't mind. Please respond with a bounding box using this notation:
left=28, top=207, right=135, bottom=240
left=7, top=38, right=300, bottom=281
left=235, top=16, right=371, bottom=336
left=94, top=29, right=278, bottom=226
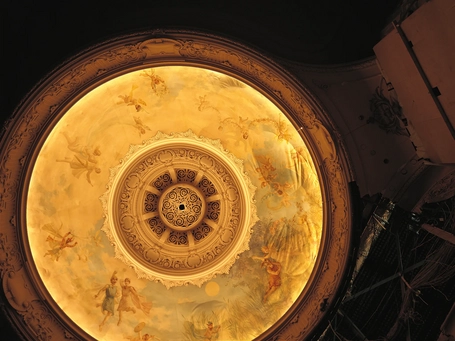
left=0, top=232, right=21, bottom=277
left=368, top=85, right=409, bottom=136
left=19, top=302, right=54, bottom=341
left=100, top=131, right=257, bottom=288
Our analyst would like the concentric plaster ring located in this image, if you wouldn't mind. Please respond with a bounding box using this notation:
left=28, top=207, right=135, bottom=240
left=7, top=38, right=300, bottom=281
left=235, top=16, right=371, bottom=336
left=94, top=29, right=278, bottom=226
left=100, top=130, right=258, bottom=288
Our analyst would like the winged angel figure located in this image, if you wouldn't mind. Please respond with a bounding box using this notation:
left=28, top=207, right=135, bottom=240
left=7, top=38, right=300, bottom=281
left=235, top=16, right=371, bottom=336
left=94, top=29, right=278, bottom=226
left=42, top=223, right=78, bottom=261
left=183, top=321, right=221, bottom=341
left=56, top=132, right=102, bottom=186
left=118, top=85, right=148, bottom=112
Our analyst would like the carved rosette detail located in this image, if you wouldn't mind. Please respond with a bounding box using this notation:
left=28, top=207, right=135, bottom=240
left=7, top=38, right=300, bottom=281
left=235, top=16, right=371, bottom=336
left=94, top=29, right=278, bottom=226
left=160, top=185, right=204, bottom=229
left=100, top=130, right=258, bottom=288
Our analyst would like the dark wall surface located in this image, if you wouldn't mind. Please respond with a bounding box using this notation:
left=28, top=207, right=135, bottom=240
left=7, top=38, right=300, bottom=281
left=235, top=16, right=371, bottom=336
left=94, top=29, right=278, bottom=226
left=2, top=0, right=399, bottom=120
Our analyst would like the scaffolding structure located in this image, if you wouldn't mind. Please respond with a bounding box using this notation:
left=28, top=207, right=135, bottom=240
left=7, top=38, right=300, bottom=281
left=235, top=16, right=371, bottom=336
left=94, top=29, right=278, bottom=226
left=319, top=196, right=455, bottom=341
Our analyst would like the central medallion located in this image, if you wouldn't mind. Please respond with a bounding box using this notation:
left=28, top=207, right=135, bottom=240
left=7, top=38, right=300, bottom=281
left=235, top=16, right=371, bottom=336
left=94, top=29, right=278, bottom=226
left=101, top=130, right=257, bottom=288
left=159, top=184, right=205, bottom=231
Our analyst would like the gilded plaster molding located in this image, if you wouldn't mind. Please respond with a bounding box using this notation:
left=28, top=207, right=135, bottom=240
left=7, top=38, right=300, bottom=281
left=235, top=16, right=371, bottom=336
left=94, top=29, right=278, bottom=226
left=100, top=130, right=257, bottom=288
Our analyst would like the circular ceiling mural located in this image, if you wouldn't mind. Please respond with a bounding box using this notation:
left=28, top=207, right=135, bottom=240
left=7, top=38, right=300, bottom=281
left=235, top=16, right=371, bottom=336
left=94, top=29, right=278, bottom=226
left=27, top=65, right=322, bottom=340
left=0, top=30, right=354, bottom=341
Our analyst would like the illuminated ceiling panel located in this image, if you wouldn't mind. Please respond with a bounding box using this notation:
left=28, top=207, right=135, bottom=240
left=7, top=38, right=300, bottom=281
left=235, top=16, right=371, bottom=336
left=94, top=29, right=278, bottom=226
left=0, top=30, right=354, bottom=341
left=27, top=65, right=321, bottom=340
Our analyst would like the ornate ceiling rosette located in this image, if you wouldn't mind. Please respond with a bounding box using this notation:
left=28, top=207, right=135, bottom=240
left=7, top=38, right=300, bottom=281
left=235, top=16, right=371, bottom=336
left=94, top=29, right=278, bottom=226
left=100, top=130, right=257, bottom=287
left=0, top=29, right=356, bottom=341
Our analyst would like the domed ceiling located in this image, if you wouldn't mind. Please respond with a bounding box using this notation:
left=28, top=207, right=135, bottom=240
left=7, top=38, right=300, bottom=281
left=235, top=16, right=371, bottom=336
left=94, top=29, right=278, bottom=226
left=27, top=65, right=322, bottom=340
left=1, top=30, right=354, bottom=340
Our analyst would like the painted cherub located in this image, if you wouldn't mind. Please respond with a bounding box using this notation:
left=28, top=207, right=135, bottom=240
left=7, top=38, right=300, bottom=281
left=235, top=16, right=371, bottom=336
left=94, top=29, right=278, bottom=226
left=141, top=70, right=168, bottom=96
left=44, top=231, right=78, bottom=261
left=58, top=132, right=102, bottom=185
left=252, top=243, right=282, bottom=302
left=56, top=154, right=101, bottom=185
left=42, top=223, right=78, bottom=261
left=133, top=116, right=151, bottom=136
left=118, top=85, right=147, bottom=112
left=117, top=278, right=152, bottom=326
left=262, top=258, right=282, bottom=303
left=61, top=132, right=101, bottom=163
left=204, top=321, right=221, bottom=341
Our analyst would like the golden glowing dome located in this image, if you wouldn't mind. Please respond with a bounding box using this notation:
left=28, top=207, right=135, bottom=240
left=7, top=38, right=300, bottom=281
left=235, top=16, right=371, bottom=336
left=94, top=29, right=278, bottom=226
left=27, top=65, right=322, bottom=340
left=1, top=30, right=354, bottom=341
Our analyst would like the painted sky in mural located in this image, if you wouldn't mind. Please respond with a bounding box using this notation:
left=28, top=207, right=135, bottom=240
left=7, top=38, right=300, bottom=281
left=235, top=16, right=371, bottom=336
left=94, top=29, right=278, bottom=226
left=27, top=66, right=323, bottom=341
